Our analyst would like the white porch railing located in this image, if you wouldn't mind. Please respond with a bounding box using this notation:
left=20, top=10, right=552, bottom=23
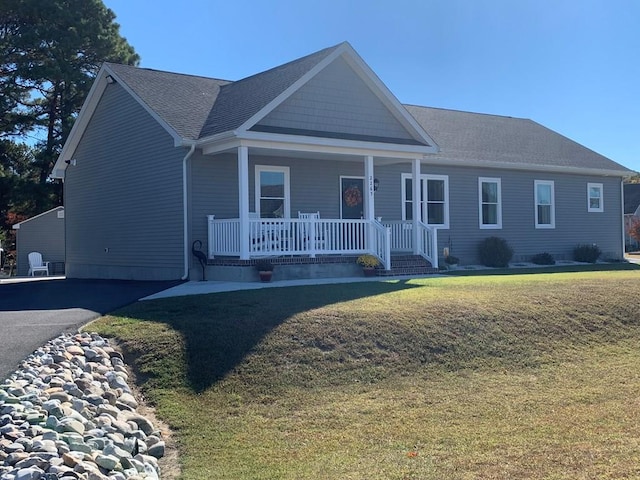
left=380, top=220, right=438, bottom=268
left=417, top=221, right=438, bottom=268
left=371, top=219, right=392, bottom=270
left=207, top=216, right=436, bottom=270
left=384, top=221, right=415, bottom=252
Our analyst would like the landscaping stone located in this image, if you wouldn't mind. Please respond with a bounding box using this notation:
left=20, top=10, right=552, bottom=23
left=0, top=333, right=164, bottom=479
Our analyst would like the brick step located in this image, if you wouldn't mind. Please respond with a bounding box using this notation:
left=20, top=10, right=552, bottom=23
left=388, top=259, right=431, bottom=267
left=375, top=255, right=439, bottom=276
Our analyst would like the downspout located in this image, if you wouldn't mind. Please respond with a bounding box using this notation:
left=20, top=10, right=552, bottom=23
left=182, top=143, right=197, bottom=280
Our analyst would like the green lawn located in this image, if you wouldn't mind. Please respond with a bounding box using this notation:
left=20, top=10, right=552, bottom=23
left=91, top=270, right=640, bottom=479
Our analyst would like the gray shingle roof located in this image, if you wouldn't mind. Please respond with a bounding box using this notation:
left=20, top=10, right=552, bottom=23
left=106, top=43, right=341, bottom=141
left=105, top=63, right=231, bottom=140
left=404, top=105, right=630, bottom=173
left=104, top=45, right=632, bottom=175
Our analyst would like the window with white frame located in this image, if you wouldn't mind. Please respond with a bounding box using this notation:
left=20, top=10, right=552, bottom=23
left=255, top=165, right=290, bottom=218
left=587, top=183, right=603, bottom=212
left=478, top=177, right=502, bottom=229
left=534, top=180, right=555, bottom=228
left=402, top=174, right=449, bottom=228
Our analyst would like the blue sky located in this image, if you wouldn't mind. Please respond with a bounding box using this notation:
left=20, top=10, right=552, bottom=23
left=103, top=0, right=639, bottom=173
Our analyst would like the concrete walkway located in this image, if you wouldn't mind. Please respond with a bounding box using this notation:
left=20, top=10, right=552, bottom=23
left=141, top=274, right=436, bottom=300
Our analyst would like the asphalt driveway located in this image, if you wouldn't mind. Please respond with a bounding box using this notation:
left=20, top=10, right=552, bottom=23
left=0, top=277, right=180, bottom=381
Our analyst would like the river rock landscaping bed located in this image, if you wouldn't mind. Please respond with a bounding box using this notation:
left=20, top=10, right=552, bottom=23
left=0, top=332, right=165, bottom=480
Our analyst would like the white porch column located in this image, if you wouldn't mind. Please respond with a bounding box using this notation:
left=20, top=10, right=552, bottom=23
left=238, top=145, right=250, bottom=260
left=364, top=155, right=375, bottom=220
left=412, top=158, right=421, bottom=255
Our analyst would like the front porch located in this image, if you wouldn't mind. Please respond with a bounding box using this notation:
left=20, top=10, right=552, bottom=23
left=191, top=85, right=443, bottom=282
left=206, top=216, right=439, bottom=279
left=203, top=254, right=439, bottom=282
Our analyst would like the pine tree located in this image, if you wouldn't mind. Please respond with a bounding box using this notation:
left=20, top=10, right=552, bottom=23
left=0, top=0, right=139, bottom=240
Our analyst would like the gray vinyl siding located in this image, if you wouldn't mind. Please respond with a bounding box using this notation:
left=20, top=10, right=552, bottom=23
left=192, top=151, right=624, bottom=265
left=190, top=152, right=239, bottom=257
left=256, top=56, right=414, bottom=142
left=64, top=83, right=185, bottom=280
left=15, top=207, right=65, bottom=276
left=375, top=164, right=624, bottom=263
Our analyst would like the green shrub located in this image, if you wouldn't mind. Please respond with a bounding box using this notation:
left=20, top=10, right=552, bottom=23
left=531, top=252, right=555, bottom=265
left=573, top=244, right=601, bottom=263
left=478, top=237, right=513, bottom=268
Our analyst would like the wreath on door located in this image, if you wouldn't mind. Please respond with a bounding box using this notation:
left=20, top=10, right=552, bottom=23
left=343, top=185, right=363, bottom=207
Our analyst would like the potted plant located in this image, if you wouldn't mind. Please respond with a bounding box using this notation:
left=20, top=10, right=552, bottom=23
left=255, top=259, right=275, bottom=282
left=356, top=254, right=380, bottom=276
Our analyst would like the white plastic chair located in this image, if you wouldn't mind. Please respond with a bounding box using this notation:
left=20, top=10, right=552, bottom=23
left=28, top=252, right=49, bottom=276
left=298, top=212, right=323, bottom=250
left=298, top=211, right=320, bottom=220
left=250, top=212, right=282, bottom=251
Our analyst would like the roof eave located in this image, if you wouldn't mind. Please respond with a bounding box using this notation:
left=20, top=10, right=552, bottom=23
left=339, top=43, right=439, bottom=149
left=12, top=206, right=64, bottom=229
left=51, top=65, right=113, bottom=179
left=423, top=155, right=634, bottom=177
left=51, top=65, right=185, bottom=179
left=199, top=130, right=437, bottom=158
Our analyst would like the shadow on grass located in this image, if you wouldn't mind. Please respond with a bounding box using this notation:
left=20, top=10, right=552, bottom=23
left=111, top=280, right=423, bottom=393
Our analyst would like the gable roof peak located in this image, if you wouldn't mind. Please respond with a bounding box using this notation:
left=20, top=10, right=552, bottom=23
left=232, top=42, right=347, bottom=85
left=198, top=43, right=347, bottom=139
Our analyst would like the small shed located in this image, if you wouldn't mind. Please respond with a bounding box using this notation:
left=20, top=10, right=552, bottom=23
left=13, top=207, right=65, bottom=276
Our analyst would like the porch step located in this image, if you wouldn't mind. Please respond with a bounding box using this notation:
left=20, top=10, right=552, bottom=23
left=376, top=255, right=440, bottom=276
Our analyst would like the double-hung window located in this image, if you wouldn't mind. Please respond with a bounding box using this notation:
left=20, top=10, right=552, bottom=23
left=478, top=177, right=502, bottom=229
left=402, top=174, right=449, bottom=228
left=587, top=183, right=603, bottom=212
left=534, top=180, right=555, bottom=228
left=255, top=166, right=290, bottom=218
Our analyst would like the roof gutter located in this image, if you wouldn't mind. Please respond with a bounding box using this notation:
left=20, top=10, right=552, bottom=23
left=181, top=142, right=196, bottom=280
left=421, top=155, right=634, bottom=178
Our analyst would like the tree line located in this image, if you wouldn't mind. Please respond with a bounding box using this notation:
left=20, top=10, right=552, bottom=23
left=0, top=0, right=138, bottom=256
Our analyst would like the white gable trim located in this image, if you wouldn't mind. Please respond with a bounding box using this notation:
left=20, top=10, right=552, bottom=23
left=339, top=45, right=438, bottom=150
left=12, top=207, right=64, bottom=230
left=51, top=64, right=183, bottom=179
left=234, top=42, right=438, bottom=152
left=234, top=46, right=344, bottom=137
left=102, top=65, right=183, bottom=146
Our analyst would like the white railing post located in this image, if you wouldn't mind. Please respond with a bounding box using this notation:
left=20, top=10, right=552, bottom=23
left=207, top=215, right=215, bottom=258
left=384, top=226, right=391, bottom=270
left=414, top=221, right=439, bottom=269
left=431, top=227, right=439, bottom=269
